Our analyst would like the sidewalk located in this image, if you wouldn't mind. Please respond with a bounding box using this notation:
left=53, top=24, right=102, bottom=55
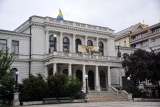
left=22, top=101, right=160, bottom=107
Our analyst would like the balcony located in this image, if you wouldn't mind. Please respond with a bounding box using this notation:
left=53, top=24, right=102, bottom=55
left=46, top=51, right=121, bottom=62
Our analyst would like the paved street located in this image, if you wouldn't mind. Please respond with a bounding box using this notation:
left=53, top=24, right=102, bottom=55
left=22, top=101, right=160, bottom=107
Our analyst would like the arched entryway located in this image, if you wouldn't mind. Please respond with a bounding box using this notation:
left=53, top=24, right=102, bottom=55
left=76, top=70, right=82, bottom=82
left=88, top=70, right=95, bottom=90
left=63, top=69, right=68, bottom=75
left=100, top=71, right=106, bottom=90
left=11, top=68, right=18, bottom=80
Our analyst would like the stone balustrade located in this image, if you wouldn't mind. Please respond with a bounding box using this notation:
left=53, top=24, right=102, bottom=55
left=47, top=51, right=121, bottom=62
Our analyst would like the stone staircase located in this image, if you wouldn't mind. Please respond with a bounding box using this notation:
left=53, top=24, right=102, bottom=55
left=89, top=92, right=128, bottom=102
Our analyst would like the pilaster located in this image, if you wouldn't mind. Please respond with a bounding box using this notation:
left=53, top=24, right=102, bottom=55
left=68, top=63, right=72, bottom=76
left=59, top=32, right=63, bottom=52
left=45, top=31, right=49, bottom=54
left=7, top=38, right=11, bottom=53
left=53, top=63, right=57, bottom=75
left=72, top=34, right=75, bottom=53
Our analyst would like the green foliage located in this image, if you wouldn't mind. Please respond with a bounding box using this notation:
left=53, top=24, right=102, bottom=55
left=122, top=49, right=160, bottom=97
left=124, top=86, right=142, bottom=98
left=0, top=72, right=15, bottom=105
left=0, top=48, right=14, bottom=105
left=19, top=74, right=48, bottom=101
left=19, top=73, right=83, bottom=101
left=0, top=48, right=14, bottom=78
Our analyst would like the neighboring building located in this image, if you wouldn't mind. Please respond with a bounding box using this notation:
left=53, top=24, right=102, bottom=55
left=0, top=15, right=123, bottom=92
left=130, top=22, right=160, bottom=52
left=115, top=23, right=148, bottom=47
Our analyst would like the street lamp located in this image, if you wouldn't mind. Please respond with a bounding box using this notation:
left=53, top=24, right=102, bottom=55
left=127, top=77, right=131, bottom=93
left=15, top=71, right=19, bottom=92
left=85, top=75, right=88, bottom=94
left=85, top=74, right=89, bottom=102
left=13, top=71, right=20, bottom=106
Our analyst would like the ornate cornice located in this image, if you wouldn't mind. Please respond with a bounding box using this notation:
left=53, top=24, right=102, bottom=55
left=0, top=30, right=31, bottom=37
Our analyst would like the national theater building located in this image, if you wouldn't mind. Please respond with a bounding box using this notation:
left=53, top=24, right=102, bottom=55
left=0, top=15, right=123, bottom=92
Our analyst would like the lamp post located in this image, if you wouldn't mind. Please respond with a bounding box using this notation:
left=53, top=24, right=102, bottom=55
left=13, top=71, right=20, bottom=107
left=85, top=75, right=88, bottom=94
left=85, top=74, right=89, bottom=102
left=127, top=77, right=131, bottom=93
left=15, top=71, right=19, bottom=92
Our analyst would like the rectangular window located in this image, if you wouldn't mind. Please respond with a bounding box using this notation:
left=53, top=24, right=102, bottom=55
left=12, top=40, right=19, bottom=54
left=124, top=41, right=127, bottom=47
left=0, top=39, right=7, bottom=52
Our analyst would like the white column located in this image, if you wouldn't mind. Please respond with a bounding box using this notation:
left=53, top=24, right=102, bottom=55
left=45, top=31, right=49, bottom=54
left=72, top=34, right=75, bottom=53
left=119, top=68, right=122, bottom=87
left=7, top=38, right=12, bottom=53
left=95, top=65, right=100, bottom=91
left=68, top=63, right=72, bottom=76
left=107, top=66, right=111, bottom=91
left=53, top=63, right=57, bottom=75
left=96, top=37, right=99, bottom=46
left=85, top=36, right=88, bottom=45
left=59, top=32, right=63, bottom=52
left=44, top=66, right=48, bottom=78
left=83, top=64, right=86, bottom=92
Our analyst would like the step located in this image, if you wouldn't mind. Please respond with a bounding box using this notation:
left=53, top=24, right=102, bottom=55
left=89, top=93, right=128, bottom=102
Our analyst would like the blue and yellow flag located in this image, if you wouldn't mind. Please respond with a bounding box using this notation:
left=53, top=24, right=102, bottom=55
left=57, top=9, right=64, bottom=20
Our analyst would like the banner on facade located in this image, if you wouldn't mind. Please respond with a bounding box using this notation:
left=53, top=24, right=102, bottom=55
left=78, top=45, right=99, bottom=53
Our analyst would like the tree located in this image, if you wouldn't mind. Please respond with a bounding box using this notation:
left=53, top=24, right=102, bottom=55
left=19, top=73, right=83, bottom=101
left=47, top=73, right=83, bottom=99
left=147, top=50, right=160, bottom=98
left=122, top=49, right=149, bottom=86
left=19, top=74, right=48, bottom=101
left=122, top=49, right=160, bottom=98
left=0, top=48, right=14, bottom=78
left=0, top=48, right=14, bottom=105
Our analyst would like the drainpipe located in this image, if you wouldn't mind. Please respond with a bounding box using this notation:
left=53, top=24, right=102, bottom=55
left=29, top=17, right=32, bottom=77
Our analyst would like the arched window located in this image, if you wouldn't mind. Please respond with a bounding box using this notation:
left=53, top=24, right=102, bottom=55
left=87, top=40, right=93, bottom=46
left=49, top=35, right=56, bottom=53
left=63, top=69, right=68, bottom=75
left=48, top=68, right=53, bottom=76
left=99, top=41, right=104, bottom=56
left=87, top=40, right=93, bottom=54
left=11, top=68, right=18, bottom=80
left=75, top=39, right=82, bottom=53
left=63, top=37, right=69, bottom=52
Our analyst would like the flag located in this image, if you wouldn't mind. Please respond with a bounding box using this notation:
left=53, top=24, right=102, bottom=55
left=57, top=9, right=64, bottom=20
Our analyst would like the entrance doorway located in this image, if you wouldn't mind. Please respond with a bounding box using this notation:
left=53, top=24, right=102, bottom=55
left=88, top=70, right=95, bottom=90
left=100, top=71, right=106, bottom=90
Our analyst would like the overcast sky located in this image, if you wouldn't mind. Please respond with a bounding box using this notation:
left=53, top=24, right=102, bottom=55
left=0, top=0, right=160, bottom=32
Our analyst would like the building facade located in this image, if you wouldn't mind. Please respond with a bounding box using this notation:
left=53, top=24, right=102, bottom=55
left=115, top=23, right=148, bottom=47
left=0, top=16, right=123, bottom=92
left=130, top=22, right=160, bottom=52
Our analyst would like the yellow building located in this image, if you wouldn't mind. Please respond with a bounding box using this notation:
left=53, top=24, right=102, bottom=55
left=115, top=23, right=148, bottom=47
